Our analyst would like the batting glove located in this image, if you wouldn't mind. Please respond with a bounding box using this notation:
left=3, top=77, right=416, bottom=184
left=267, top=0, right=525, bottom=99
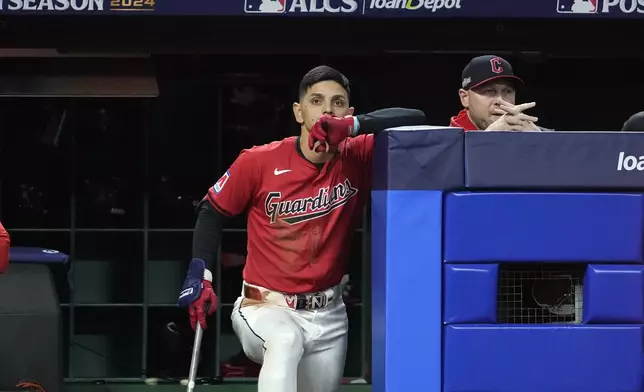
left=178, top=258, right=218, bottom=331
left=308, top=115, right=358, bottom=152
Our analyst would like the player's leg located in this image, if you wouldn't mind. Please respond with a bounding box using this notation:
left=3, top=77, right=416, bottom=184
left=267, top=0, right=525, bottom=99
left=296, top=301, right=349, bottom=392
left=231, top=297, right=305, bottom=392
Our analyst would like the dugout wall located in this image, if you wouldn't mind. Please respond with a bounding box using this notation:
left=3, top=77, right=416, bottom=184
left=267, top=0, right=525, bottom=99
left=372, top=128, right=644, bottom=392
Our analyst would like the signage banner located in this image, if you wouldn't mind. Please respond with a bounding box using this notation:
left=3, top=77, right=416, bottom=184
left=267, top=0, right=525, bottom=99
left=464, top=131, right=644, bottom=190
left=1, top=0, right=644, bottom=17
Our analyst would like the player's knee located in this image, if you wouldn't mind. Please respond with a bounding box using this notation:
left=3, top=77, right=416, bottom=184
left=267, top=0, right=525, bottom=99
left=259, top=330, right=304, bottom=388
left=265, top=327, right=305, bottom=356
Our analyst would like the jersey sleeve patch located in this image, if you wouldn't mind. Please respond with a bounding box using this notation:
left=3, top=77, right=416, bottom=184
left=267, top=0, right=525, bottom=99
left=212, top=170, right=231, bottom=194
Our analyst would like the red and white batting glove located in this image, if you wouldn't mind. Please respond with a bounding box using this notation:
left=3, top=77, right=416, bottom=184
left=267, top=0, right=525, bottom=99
left=178, top=258, right=218, bottom=331
left=308, top=115, right=358, bottom=152
left=189, top=276, right=217, bottom=331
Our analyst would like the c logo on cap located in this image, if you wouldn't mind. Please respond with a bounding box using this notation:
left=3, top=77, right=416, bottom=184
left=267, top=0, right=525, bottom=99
left=490, top=57, right=504, bottom=74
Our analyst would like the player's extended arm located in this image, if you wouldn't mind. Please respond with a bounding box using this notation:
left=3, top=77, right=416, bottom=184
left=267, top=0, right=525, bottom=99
left=178, top=149, right=256, bottom=330
left=354, top=107, right=427, bottom=136
left=309, top=108, right=426, bottom=151
left=0, top=221, right=9, bottom=274
left=178, top=201, right=229, bottom=331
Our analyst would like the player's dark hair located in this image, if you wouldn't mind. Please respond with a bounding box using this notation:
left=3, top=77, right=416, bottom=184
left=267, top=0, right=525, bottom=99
left=298, top=65, right=350, bottom=99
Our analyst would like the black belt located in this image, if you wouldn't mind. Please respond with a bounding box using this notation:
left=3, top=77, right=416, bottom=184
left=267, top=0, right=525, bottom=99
left=243, top=284, right=334, bottom=310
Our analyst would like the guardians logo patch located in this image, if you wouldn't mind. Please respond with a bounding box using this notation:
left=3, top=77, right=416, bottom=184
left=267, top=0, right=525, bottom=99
left=264, top=179, right=358, bottom=225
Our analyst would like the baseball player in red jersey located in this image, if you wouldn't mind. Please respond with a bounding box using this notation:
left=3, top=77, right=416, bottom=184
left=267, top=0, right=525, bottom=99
left=178, top=65, right=426, bottom=392
left=0, top=221, right=9, bottom=273
left=449, top=55, right=548, bottom=132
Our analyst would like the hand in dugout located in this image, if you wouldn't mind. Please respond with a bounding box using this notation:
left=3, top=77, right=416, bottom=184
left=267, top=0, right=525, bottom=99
left=178, top=258, right=218, bottom=331
left=487, top=100, right=541, bottom=132
left=308, top=114, right=355, bottom=152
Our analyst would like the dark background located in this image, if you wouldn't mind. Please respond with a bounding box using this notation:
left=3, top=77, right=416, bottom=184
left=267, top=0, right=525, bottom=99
left=0, top=16, right=641, bottom=381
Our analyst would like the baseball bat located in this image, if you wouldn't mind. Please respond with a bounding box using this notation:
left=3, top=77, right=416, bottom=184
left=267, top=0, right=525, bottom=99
left=186, top=303, right=210, bottom=392
left=186, top=322, right=203, bottom=392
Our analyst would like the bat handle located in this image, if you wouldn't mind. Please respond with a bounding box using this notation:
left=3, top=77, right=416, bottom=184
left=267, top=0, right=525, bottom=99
left=186, top=322, right=204, bottom=392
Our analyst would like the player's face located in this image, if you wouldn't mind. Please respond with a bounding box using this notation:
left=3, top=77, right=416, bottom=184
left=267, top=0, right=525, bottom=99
left=293, top=80, right=354, bottom=132
left=459, top=80, right=516, bottom=130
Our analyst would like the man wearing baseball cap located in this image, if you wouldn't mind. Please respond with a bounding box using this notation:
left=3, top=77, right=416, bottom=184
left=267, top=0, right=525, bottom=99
left=450, top=55, right=547, bottom=131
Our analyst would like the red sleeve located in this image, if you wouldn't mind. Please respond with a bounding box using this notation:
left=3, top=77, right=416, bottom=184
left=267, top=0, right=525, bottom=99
left=0, top=221, right=9, bottom=274
left=345, top=135, right=375, bottom=198
left=350, top=134, right=374, bottom=165
left=205, top=150, right=260, bottom=217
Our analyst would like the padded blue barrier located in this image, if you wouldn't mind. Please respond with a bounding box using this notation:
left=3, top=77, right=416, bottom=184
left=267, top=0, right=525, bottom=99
left=444, top=264, right=497, bottom=324
left=443, top=325, right=644, bottom=392
left=372, top=126, right=464, bottom=191
left=371, top=126, right=465, bottom=392
left=584, top=265, right=644, bottom=324
left=444, top=192, right=644, bottom=263
left=372, top=190, right=443, bottom=392
left=464, top=131, right=644, bottom=189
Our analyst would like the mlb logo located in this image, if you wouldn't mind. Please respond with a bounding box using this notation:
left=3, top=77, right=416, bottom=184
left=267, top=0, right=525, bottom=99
left=213, top=170, right=231, bottom=194
left=557, top=0, right=598, bottom=13
left=245, top=0, right=286, bottom=13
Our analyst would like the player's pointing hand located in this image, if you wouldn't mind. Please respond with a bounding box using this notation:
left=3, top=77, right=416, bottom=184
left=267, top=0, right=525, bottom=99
left=497, top=100, right=536, bottom=116
left=486, top=99, right=540, bottom=132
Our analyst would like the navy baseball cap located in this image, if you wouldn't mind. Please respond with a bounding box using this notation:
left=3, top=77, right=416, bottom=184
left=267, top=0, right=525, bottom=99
left=461, top=55, right=524, bottom=91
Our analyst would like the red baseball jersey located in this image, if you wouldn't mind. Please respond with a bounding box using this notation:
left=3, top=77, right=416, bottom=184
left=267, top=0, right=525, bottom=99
left=0, top=221, right=9, bottom=274
left=207, top=135, right=373, bottom=293
left=449, top=109, right=478, bottom=131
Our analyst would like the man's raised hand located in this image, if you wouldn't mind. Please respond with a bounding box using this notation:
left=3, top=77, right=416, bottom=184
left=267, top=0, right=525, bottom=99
left=308, top=115, right=355, bottom=152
